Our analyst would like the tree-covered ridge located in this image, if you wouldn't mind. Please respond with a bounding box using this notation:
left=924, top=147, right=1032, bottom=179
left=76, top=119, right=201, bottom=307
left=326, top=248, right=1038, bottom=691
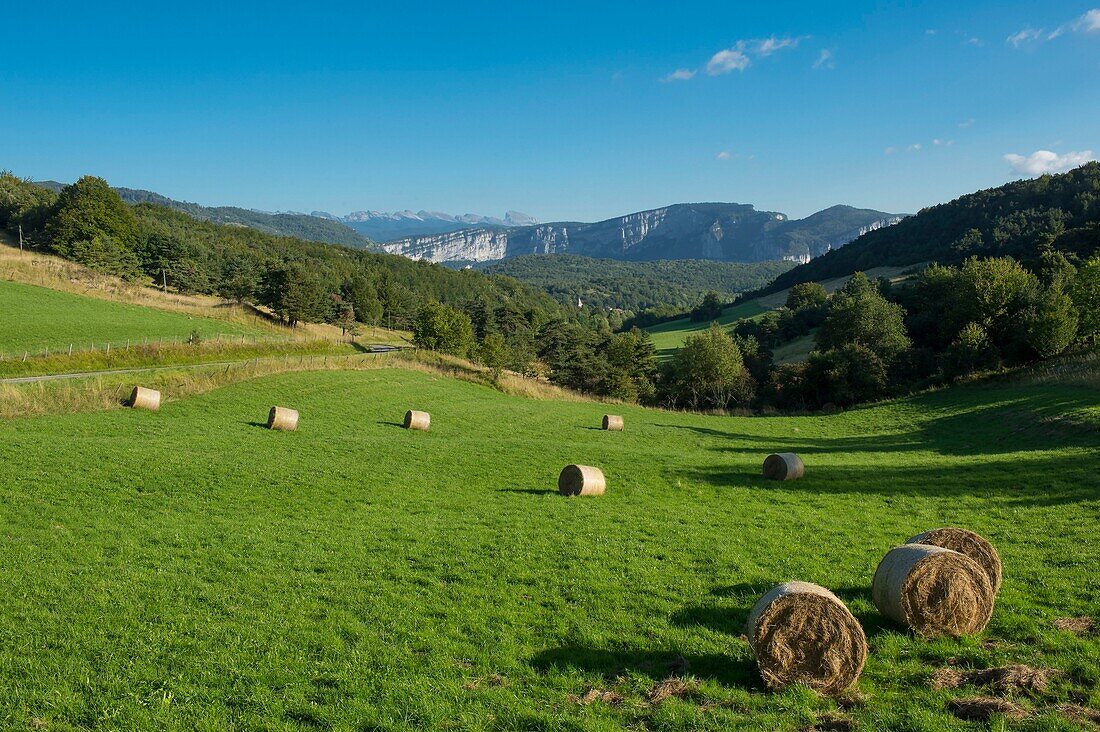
left=34, top=180, right=376, bottom=249
left=763, top=162, right=1100, bottom=293
left=1, top=173, right=564, bottom=332
left=479, top=254, right=795, bottom=314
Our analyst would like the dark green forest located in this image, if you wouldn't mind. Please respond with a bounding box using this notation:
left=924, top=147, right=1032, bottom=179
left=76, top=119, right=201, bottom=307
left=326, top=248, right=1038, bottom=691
left=480, top=254, right=794, bottom=315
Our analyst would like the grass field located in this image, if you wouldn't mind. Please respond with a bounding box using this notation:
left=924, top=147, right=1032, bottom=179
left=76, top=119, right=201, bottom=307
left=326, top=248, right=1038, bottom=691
left=0, top=280, right=267, bottom=354
left=646, top=301, right=767, bottom=360
left=1, top=368, right=1097, bottom=730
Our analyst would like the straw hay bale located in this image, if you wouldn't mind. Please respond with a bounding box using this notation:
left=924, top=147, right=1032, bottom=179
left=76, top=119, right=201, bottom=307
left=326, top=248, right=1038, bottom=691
left=602, top=414, right=624, bottom=431
left=908, top=527, right=1002, bottom=594
left=267, top=406, right=299, bottom=431
left=129, top=386, right=161, bottom=411
left=872, top=544, right=994, bottom=637
left=558, top=464, right=606, bottom=497
left=404, top=410, right=430, bottom=431
left=745, top=581, right=867, bottom=695
left=762, top=452, right=804, bottom=481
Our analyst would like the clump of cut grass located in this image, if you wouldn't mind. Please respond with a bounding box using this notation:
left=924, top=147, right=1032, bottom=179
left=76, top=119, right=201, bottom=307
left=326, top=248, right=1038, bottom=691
left=1054, top=616, right=1095, bottom=636
left=947, top=696, right=1029, bottom=721
left=929, top=665, right=1057, bottom=695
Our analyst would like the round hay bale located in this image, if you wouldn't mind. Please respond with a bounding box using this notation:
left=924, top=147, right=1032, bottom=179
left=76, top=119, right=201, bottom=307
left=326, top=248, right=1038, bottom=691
left=404, top=410, right=430, bottom=431
left=907, top=527, right=1002, bottom=594
left=762, top=452, right=804, bottom=481
left=602, top=414, right=624, bottom=431
left=129, top=386, right=161, bottom=411
left=872, top=544, right=994, bottom=637
left=745, top=581, right=867, bottom=695
left=558, top=464, right=606, bottom=497
left=267, top=406, right=299, bottom=431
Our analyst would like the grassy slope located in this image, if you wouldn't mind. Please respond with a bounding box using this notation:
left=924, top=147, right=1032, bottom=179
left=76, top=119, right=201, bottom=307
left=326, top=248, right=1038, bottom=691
left=646, top=265, right=924, bottom=362
left=646, top=301, right=767, bottom=360
left=0, top=280, right=268, bottom=353
left=0, top=369, right=1096, bottom=730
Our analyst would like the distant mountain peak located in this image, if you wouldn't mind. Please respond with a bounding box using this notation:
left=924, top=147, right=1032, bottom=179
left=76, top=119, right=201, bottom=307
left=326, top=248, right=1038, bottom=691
left=379, top=202, right=905, bottom=265
left=325, top=208, right=539, bottom=240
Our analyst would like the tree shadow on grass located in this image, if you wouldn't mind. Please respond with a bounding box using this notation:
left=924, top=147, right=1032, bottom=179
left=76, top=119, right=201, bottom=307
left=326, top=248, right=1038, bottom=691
left=680, top=454, right=1099, bottom=507
left=657, top=390, right=1099, bottom=460
left=246, top=421, right=269, bottom=429
left=529, top=645, right=759, bottom=690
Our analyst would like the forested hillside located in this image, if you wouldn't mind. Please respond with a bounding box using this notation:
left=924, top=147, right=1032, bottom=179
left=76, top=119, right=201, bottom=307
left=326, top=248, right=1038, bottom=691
left=34, top=180, right=376, bottom=249
left=764, top=163, right=1100, bottom=293
left=480, top=255, right=795, bottom=314
left=2, top=174, right=562, bottom=333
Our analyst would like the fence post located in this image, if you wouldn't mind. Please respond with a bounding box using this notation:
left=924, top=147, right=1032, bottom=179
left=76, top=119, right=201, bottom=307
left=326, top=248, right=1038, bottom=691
left=45, top=346, right=49, bottom=357
left=106, top=342, right=110, bottom=356
left=68, top=344, right=73, bottom=356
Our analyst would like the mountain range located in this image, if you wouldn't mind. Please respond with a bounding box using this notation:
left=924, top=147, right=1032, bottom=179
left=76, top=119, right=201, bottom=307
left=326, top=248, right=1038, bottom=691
left=311, top=209, right=538, bottom=241
left=380, top=203, right=905, bottom=265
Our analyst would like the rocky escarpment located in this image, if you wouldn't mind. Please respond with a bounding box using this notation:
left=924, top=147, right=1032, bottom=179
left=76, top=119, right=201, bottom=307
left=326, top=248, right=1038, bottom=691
left=381, top=203, right=904, bottom=264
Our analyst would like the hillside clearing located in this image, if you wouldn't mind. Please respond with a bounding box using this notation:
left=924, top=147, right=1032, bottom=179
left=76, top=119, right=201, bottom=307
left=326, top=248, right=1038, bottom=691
left=646, top=300, right=767, bottom=359
left=1, top=368, right=1096, bottom=730
left=0, top=279, right=267, bottom=354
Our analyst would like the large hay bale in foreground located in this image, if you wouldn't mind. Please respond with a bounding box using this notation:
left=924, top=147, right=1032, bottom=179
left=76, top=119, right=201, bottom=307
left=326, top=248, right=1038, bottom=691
left=558, top=465, right=606, bottom=497
left=908, top=527, right=1002, bottom=594
left=267, top=406, right=299, bottom=431
left=404, top=410, right=430, bottom=431
left=602, top=414, right=624, bottom=431
left=745, top=581, right=867, bottom=695
left=762, top=452, right=804, bottom=481
left=129, top=386, right=161, bottom=411
left=872, top=544, right=994, bottom=637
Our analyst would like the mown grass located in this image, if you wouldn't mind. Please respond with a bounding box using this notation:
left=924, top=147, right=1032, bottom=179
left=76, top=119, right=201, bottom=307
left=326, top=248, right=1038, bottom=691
left=0, top=279, right=267, bottom=355
left=0, top=368, right=1096, bottom=730
left=646, top=301, right=767, bottom=360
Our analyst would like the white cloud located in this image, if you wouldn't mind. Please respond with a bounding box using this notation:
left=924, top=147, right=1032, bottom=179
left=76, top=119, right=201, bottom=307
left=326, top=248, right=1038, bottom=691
left=1004, top=149, right=1097, bottom=176
left=1007, top=28, right=1043, bottom=47
left=662, top=68, right=696, bottom=82
left=757, top=35, right=803, bottom=56
left=908, top=143, right=922, bottom=152
left=966, top=37, right=984, bottom=46
left=1007, top=8, right=1100, bottom=49
left=959, top=118, right=975, bottom=128
left=925, top=29, right=938, bottom=36
left=813, top=49, right=835, bottom=69
left=706, top=45, right=751, bottom=75
left=1076, top=8, right=1100, bottom=32
left=715, top=151, right=732, bottom=161
left=884, top=146, right=897, bottom=155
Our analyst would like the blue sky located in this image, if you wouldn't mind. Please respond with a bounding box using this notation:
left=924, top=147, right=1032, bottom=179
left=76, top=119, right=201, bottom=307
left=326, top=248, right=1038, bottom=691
left=1, top=1, right=1097, bottom=222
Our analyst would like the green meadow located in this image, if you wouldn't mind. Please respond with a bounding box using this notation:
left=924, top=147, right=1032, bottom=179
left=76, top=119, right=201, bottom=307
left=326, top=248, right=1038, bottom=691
left=0, top=280, right=265, bottom=355
left=1, top=368, right=1097, bottom=730
left=645, top=300, right=767, bottom=360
